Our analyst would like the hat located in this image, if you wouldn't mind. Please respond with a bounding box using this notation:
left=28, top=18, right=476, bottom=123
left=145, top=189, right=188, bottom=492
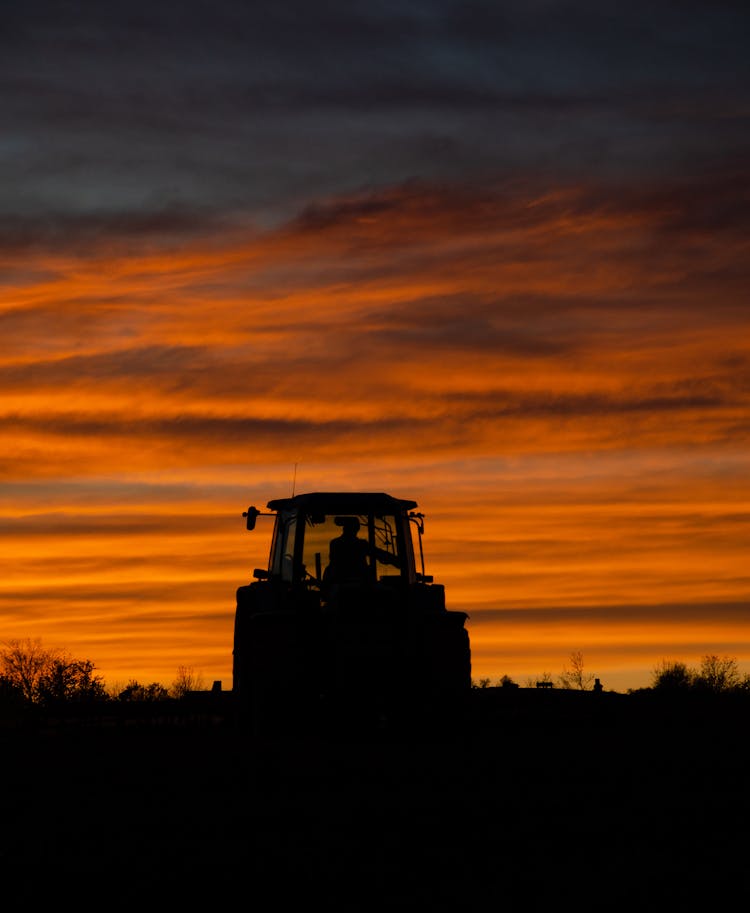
left=334, top=516, right=360, bottom=531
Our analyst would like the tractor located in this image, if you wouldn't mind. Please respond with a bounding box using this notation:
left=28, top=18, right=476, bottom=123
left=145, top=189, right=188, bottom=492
left=233, top=491, right=471, bottom=735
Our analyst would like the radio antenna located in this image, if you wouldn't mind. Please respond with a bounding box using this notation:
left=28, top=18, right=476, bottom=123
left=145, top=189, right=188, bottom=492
left=291, top=462, right=298, bottom=497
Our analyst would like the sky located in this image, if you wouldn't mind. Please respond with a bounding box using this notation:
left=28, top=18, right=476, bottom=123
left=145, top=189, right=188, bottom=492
left=2, top=0, right=749, bottom=693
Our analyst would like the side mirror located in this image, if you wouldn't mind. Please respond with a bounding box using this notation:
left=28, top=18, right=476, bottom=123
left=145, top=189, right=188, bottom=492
left=252, top=568, right=269, bottom=580
left=243, top=506, right=260, bottom=530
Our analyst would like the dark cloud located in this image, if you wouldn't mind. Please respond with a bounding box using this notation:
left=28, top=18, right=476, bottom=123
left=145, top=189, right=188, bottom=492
left=0, top=346, right=214, bottom=387
left=0, top=411, right=415, bottom=443
left=0, top=207, right=230, bottom=254
left=0, top=512, right=234, bottom=538
left=0, top=477, right=241, bottom=507
left=449, top=390, right=731, bottom=418
left=0, top=581, right=234, bottom=609
left=3, top=1, right=748, bottom=226
left=572, top=169, right=750, bottom=236
left=470, top=600, right=750, bottom=628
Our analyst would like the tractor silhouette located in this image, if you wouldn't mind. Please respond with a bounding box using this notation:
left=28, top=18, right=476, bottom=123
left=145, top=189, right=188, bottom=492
left=233, top=491, right=471, bottom=735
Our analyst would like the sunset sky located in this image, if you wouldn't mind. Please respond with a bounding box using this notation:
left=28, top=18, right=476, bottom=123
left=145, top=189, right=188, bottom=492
left=2, top=1, right=749, bottom=693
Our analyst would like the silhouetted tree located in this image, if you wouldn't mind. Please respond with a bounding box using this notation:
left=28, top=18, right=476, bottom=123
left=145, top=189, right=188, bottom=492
left=693, top=654, right=742, bottom=694
left=170, top=665, right=205, bottom=698
left=0, top=638, right=105, bottom=704
left=118, top=680, right=169, bottom=701
left=472, top=677, right=492, bottom=689
left=525, top=671, right=554, bottom=688
left=651, top=660, right=694, bottom=691
left=558, top=651, right=595, bottom=691
left=650, top=655, right=750, bottom=697
left=37, top=657, right=107, bottom=704
left=0, top=638, right=57, bottom=702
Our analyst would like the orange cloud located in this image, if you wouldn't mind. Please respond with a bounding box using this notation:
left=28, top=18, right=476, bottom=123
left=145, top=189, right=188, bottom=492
left=2, top=177, right=749, bottom=690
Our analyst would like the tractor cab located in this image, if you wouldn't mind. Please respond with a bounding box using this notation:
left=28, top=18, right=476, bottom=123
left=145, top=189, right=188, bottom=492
left=245, top=492, right=434, bottom=603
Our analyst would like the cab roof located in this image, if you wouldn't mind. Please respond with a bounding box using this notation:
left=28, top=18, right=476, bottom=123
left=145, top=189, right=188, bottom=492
left=266, top=491, right=418, bottom=514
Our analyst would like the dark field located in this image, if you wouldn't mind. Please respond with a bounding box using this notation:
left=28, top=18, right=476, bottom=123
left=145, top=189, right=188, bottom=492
left=2, top=689, right=748, bottom=908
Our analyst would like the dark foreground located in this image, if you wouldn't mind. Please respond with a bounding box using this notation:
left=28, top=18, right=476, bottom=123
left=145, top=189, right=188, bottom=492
left=2, top=688, right=748, bottom=907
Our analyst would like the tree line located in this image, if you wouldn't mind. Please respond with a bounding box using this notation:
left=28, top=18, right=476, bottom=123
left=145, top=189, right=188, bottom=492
left=472, top=650, right=750, bottom=694
left=3, top=639, right=749, bottom=715
left=0, top=637, right=205, bottom=709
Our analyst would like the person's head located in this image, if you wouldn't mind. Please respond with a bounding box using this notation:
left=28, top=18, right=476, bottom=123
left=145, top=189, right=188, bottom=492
left=335, top=516, right=360, bottom=537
